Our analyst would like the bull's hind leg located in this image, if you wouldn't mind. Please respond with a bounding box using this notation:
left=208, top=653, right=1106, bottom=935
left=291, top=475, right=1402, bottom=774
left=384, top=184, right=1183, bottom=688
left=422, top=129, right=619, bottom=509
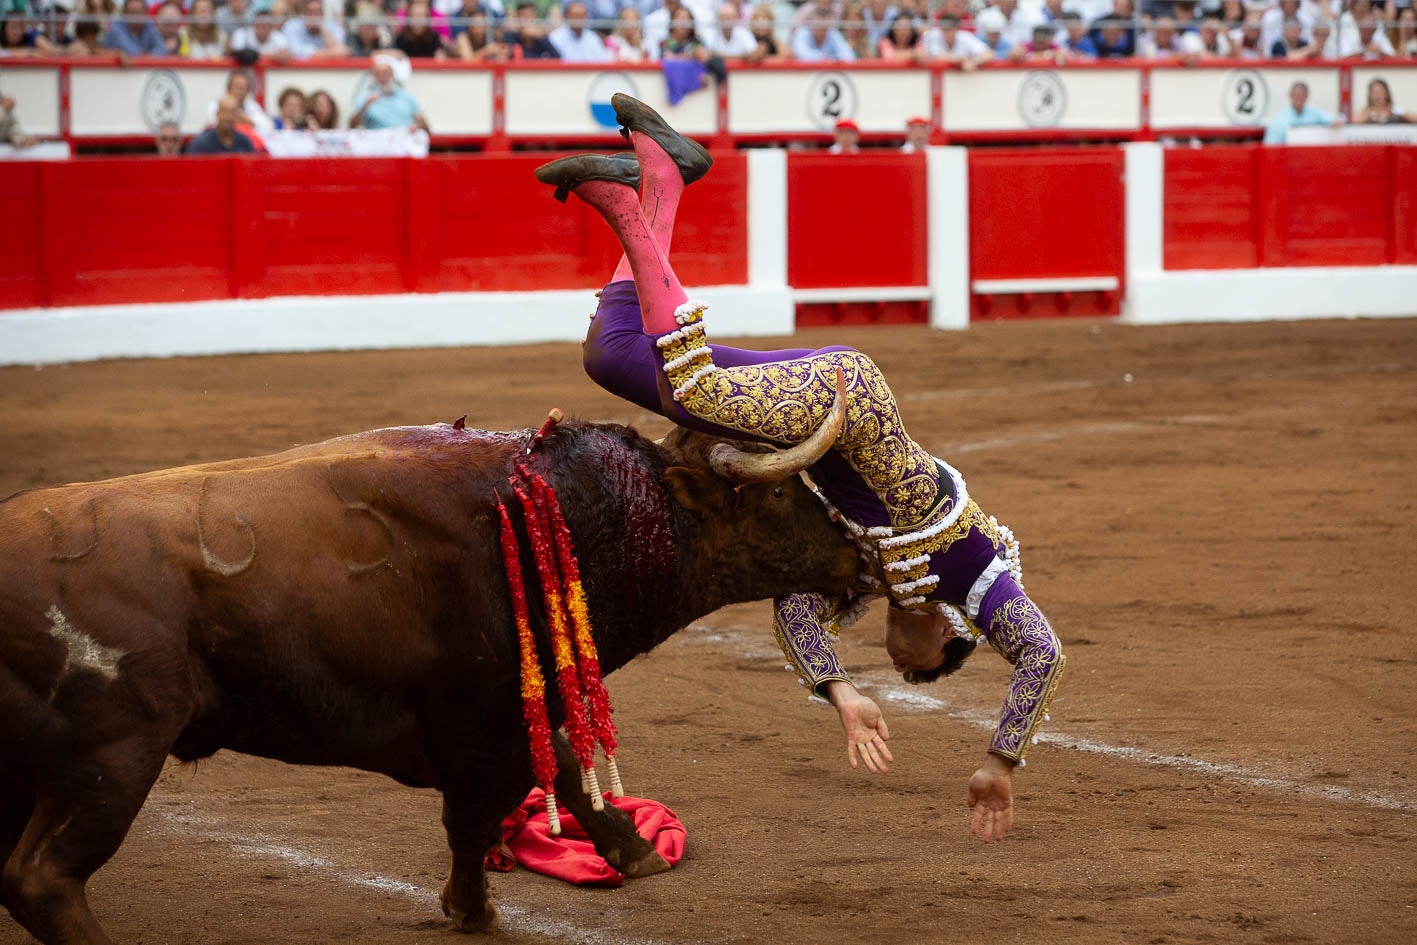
left=551, top=733, right=669, bottom=879
left=439, top=766, right=530, bottom=934
left=0, top=778, right=35, bottom=911
left=2, top=733, right=169, bottom=945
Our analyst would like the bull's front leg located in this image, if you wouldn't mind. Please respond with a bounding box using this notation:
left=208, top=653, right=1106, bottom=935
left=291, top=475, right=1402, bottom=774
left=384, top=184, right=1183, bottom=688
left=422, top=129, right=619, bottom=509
left=439, top=767, right=529, bottom=933
left=551, top=732, right=671, bottom=879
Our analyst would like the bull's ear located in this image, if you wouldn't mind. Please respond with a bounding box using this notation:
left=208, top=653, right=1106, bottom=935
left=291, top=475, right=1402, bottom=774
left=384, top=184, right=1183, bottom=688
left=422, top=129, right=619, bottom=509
left=663, top=465, right=729, bottom=517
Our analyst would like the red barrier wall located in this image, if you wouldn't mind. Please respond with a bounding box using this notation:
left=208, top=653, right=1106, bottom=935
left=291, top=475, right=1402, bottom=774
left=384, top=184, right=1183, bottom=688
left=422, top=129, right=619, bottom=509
left=967, top=148, right=1125, bottom=318
left=1163, top=144, right=1417, bottom=271
left=0, top=153, right=749, bottom=311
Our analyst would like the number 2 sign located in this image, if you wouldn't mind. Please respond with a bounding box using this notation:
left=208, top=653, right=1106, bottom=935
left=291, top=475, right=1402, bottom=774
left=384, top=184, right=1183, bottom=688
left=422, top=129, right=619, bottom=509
left=806, top=72, right=859, bottom=130
left=1222, top=69, right=1271, bottom=126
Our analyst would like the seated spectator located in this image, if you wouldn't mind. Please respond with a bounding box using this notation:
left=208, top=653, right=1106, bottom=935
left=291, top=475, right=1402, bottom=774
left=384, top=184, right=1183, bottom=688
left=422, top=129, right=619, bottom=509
left=0, top=93, right=35, bottom=148
left=351, top=53, right=430, bottom=130
left=103, top=0, right=165, bottom=55
left=1263, top=79, right=1340, bottom=143
left=920, top=13, right=993, bottom=66
left=308, top=88, right=340, bottom=128
left=1354, top=77, right=1410, bottom=123
left=933, top=0, right=973, bottom=32
left=1020, top=21, right=1065, bottom=60
left=229, top=11, right=290, bottom=60
left=154, top=1, right=186, bottom=56
left=1338, top=12, right=1395, bottom=58
left=503, top=2, right=560, bottom=58
left=1089, top=15, right=1133, bottom=57
left=1260, top=0, right=1309, bottom=53
left=828, top=117, right=859, bottom=154
left=454, top=4, right=511, bottom=59
left=1292, top=18, right=1332, bottom=60
left=272, top=86, right=308, bottom=128
left=548, top=0, right=609, bottom=60
left=1059, top=11, right=1097, bottom=58
left=1184, top=15, right=1233, bottom=58
left=348, top=4, right=390, bottom=56
left=707, top=1, right=756, bottom=56
left=660, top=6, right=708, bottom=59
left=206, top=68, right=275, bottom=135
left=216, top=0, right=251, bottom=37
left=62, top=0, right=118, bottom=43
left=1230, top=9, right=1264, bottom=59
left=1269, top=16, right=1304, bottom=57
left=1171, top=0, right=1199, bottom=33
left=983, top=0, right=1040, bottom=48
left=791, top=5, right=855, bottom=60
left=397, top=0, right=453, bottom=56
left=861, top=0, right=898, bottom=48
left=283, top=0, right=349, bottom=59
left=973, top=7, right=1015, bottom=57
left=154, top=119, right=182, bottom=155
left=64, top=17, right=105, bottom=55
left=185, top=0, right=226, bottom=58
left=840, top=2, right=872, bottom=59
left=2, top=14, right=57, bottom=55
left=877, top=13, right=920, bottom=60
left=900, top=114, right=929, bottom=152
left=1038, top=0, right=1068, bottom=42
left=187, top=95, right=257, bottom=153
left=745, top=2, right=785, bottom=59
left=1398, top=8, right=1417, bottom=59
left=604, top=6, right=648, bottom=60
left=1141, top=15, right=1187, bottom=57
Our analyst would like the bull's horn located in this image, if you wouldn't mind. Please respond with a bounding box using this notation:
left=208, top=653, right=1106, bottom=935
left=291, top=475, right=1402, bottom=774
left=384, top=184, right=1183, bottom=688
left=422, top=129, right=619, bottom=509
left=709, top=366, right=846, bottom=482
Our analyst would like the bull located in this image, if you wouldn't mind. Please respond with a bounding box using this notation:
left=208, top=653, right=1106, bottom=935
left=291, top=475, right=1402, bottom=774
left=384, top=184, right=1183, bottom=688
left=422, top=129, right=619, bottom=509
left=0, top=392, right=859, bottom=945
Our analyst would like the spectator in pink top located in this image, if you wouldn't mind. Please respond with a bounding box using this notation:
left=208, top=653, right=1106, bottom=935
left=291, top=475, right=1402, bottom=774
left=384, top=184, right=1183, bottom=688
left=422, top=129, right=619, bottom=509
left=877, top=12, right=921, bottom=60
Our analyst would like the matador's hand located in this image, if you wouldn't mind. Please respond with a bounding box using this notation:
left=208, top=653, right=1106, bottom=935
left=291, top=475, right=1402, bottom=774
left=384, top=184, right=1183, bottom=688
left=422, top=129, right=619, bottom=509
left=966, top=754, right=1016, bottom=842
left=822, top=681, right=894, bottom=773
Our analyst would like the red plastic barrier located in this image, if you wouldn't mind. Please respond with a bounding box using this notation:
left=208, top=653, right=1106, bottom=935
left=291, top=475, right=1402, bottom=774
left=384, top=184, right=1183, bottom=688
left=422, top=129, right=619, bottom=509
left=0, top=154, right=749, bottom=311
left=1164, top=144, right=1417, bottom=271
left=967, top=148, right=1124, bottom=319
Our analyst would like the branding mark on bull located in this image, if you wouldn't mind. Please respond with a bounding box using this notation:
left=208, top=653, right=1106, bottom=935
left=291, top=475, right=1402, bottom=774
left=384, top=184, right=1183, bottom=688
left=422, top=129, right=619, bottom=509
left=327, top=465, right=395, bottom=576
left=47, top=605, right=123, bottom=681
left=197, top=477, right=256, bottom=577
left=44, top=502, right=100, bottom=562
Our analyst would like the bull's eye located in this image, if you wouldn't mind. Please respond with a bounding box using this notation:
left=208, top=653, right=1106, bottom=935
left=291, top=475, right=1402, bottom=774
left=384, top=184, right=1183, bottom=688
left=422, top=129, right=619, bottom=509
left=772, top=486, right=785, bottom=499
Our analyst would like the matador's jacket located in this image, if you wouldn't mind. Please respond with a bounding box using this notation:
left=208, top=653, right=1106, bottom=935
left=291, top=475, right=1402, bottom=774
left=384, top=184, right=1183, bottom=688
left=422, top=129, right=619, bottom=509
left=585, top=281, right=1065, bottom=764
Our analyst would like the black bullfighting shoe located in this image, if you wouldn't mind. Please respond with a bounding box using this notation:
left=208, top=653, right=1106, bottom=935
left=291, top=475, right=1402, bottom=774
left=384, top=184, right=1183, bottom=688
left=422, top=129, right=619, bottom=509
left=533, top=152, right=642, bottom=203
left=610, top=93, right=713, bottom=186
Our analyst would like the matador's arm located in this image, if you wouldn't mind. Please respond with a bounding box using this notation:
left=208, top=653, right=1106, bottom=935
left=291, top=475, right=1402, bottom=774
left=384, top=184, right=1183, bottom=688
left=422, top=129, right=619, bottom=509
left=980, top=598, right=1065, bottom=765
left=772, top=592, right=853, bottom=699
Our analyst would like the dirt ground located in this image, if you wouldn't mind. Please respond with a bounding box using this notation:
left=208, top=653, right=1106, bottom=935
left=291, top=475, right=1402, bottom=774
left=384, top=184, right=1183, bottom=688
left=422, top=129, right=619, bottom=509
left=2, top=315, right=1415, bottom=945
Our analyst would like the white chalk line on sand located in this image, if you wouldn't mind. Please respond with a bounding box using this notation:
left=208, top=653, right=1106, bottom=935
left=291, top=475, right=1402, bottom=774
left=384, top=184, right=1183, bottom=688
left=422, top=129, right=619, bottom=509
left=150, top=808, right=674, bottom=945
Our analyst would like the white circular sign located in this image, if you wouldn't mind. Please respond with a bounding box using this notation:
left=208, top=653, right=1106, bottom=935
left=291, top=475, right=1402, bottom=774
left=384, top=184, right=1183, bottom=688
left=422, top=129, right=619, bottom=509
left=1018, top=71, right=1067, bottom=128
left=806, top=72, right=858, bottom=130
left=140, top=70, right=186, bottom=131
left=1222, top=69, right=1270, bottom=126
left=588, top=72, right=640, bottom=130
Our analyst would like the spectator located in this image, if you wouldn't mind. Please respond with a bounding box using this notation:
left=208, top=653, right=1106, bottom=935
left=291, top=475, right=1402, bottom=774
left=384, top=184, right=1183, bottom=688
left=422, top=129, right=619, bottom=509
left=1020, top=21, right=1065, bottom=60
left=185, top=0, right=226, bottom=58
left=660, top=5, right=708, bottom=59
left=229, top=11, right=290, bottom=60
left=579, top=0, right=629, bottom=35
left=154, top=119, right=182, bottom=154
left=272, top=86, right=307, bottom=128
left=1354, top=77, right=1410, bottom=123
left=604, top=6, right=647, bottom=59
left=1269, top=16, right=1304, bottom=56
left=64, top=16, right=105, bottom=54
left=644, top=0, right=711, bottom=59
left=973, top=7, right=1015, bottom=56
left=154, top=1, right=186, bottom=55
left=1038, top=0, right=1069, bottom=42
left=1398, top=7, right=1417, bottom=59
left=282, top=0, right=349, bottom=58
left=216, top=0, right=251, bottom=37
left=206, top=68, right=275, bottom=134
left=839, top=2, right=872, bottom=58
left=828, top=117, right=859, bottom=153
left=745, top=2, right=785, bottom=59
left=63, top=0, right=117, bottom=42
left=791, top=3, right=854, bottom=59
left=1171, top=0, right=1199, bottom=33
left=186, top=94, right=257, bottom=152
left=900, top=114, right=929, bottom=152
left=548, top=0, right=609, bottom=59
left=2, top=14, right=56, bottom=54
left=454, top=4, right=510, bottom=58
left=397, top=0, right=453, bottom=56
left=861, top=0, right=897, bottom=48
left=0, top=93, right=34, bottom=148
left=933, top=0, right=974, bottom=31
left=1292, top=17, right=1332, bottom=59
left=351, top=52, right=430, bottom=130
left=1338, top=11, right=1395, bottom=58
left=103, top=0, right=164, bottom=55
left=1260, top=0, right=1309, bottom=52
left=1230, top=8, right=1264, bottom=58
left=706, top=1, right=755, bottom=55
left=1218, top=0, right=1242, bottom=30
left=503, top=2, right=560, bottom=57
left=348, top=4, right=390, bottom=55
left=1089, top=15, right=1133, bottom=57
left=982, top=0, right=1040, bottom=48
left=1059, top=10, right=1097, bottom=57
left=876, top=13, right=917, bottom=59
left=1185, top=15, right=1233, bottom=57
left=1263, top=79, right=1341, bottom=143
left=1141, top=15, right=1187, bottom=56
left=920, top=13, right=993, bottom=66
left=308, top=88, right=340, bottom=128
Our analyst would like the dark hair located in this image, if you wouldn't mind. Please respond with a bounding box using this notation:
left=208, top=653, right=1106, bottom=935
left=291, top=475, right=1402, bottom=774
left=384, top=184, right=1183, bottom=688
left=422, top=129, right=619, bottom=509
left=1366, top=77, right=1393, bottom=107
left=277, top=85, right=307, bottom=109
left=1061, top=10, right=1081, bottom=22
left=901, top=636, right=978, bottom=686
left=889, top=12, right=918, bottom=45
left=309, top=88, right=340, bottom=129
left=74, top=17, right=102, bottom=39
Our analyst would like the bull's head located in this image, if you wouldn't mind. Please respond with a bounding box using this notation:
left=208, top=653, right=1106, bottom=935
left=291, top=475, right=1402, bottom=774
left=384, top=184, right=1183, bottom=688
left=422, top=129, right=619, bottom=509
left=655, top=370, right=860, bottom=609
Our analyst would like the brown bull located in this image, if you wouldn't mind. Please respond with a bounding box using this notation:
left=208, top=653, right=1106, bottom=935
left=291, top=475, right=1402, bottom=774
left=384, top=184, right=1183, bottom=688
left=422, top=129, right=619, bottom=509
left=0, top=410, right=858, bottom=945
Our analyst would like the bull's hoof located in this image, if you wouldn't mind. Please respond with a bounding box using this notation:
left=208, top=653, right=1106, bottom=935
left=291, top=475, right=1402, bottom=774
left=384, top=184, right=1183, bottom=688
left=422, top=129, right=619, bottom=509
left=441, top=885, right=498, bottom=933
left=621, top=850, right=672, bottom=879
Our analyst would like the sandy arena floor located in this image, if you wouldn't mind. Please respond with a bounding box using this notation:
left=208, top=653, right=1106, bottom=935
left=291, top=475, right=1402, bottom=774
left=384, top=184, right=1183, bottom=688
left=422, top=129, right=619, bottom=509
left=1, top=316, right=1414, bottom=945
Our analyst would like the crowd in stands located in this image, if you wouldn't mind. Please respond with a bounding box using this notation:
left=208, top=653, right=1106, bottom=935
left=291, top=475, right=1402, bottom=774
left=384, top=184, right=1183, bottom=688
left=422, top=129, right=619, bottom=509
left=2, top=0, right=1416, bottom=64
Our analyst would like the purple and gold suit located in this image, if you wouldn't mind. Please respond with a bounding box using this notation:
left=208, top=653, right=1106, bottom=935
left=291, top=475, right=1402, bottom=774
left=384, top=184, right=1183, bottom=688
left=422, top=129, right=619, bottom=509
left=586, top=282, right=1065, bottom=764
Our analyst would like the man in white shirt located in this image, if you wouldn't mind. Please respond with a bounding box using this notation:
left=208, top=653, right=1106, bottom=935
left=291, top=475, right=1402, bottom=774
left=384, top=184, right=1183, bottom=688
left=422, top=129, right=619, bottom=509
left=706, top=1, right=757, bottom=55
left=229, top=12, right=292, bottom=60
left=549, top=0, right=612, bottom=60
left=920, top=13, right=995, bottom=66
left=1336, top=12, right=1395, bottom=57
left=644, top=0, right=715, bottom=58
left=982, top=0, right=1042, bottom=48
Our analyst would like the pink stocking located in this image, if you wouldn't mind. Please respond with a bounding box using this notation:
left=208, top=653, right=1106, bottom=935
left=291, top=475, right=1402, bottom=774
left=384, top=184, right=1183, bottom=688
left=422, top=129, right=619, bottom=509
left=610, top=130, right=687, bottom=285
left=574, top=178, right=687, bottom=336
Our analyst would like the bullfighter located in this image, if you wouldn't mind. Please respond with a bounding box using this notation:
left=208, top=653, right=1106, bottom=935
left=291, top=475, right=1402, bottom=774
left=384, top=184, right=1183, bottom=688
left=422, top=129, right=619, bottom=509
left=534, top=95, right=1064, bottom=844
